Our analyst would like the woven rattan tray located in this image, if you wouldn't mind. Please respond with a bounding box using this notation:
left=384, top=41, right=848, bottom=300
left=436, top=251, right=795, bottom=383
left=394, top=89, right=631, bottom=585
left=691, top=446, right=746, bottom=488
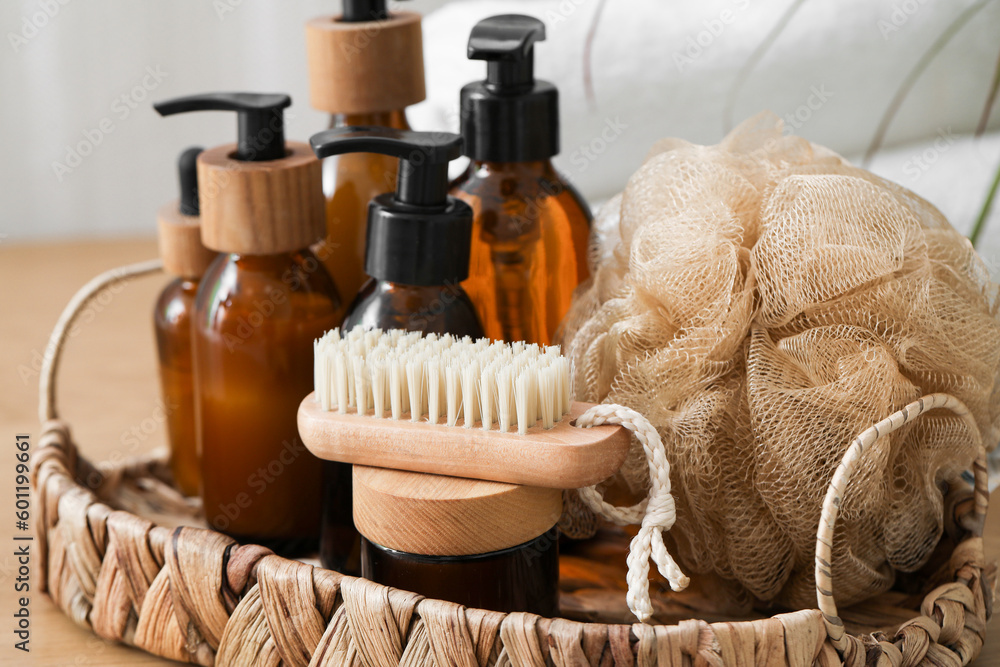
left=31, top=261, right=995, bottom=666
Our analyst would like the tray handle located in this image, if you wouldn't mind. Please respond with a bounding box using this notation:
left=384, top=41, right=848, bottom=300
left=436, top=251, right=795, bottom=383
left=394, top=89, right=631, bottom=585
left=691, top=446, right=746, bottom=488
left=815, top=393, right=989, bottom=655
left=39, top=259, right=163, bottom=424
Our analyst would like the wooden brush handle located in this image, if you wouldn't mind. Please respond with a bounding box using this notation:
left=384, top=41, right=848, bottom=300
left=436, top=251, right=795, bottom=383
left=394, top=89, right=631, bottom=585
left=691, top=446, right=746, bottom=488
left=297, top=396, right=631, bottom=489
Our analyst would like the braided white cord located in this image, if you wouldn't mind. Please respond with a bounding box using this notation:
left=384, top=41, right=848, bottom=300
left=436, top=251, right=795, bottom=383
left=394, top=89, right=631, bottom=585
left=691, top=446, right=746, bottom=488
left=574, top=403, right=689, bottom=622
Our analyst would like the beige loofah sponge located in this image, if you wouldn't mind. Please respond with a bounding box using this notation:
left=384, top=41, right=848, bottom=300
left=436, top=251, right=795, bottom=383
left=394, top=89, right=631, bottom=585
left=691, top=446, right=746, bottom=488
left=559, top=112, right=1000, bottom=609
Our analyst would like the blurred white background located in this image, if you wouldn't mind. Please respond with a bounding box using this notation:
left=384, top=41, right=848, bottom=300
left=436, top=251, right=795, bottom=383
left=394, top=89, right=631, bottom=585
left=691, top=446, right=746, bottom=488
left=1, top=0, right=998, bottom=268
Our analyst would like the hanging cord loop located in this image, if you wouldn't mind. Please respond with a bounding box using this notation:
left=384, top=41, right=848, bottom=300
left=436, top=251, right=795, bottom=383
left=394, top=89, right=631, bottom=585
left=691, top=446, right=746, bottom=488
left=574, top=403, right=689, bottom=623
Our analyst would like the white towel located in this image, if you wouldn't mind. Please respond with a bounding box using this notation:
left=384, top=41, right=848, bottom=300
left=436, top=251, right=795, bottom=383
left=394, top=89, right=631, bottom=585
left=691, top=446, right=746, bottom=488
left=412, top=0, right=1000, bottom=201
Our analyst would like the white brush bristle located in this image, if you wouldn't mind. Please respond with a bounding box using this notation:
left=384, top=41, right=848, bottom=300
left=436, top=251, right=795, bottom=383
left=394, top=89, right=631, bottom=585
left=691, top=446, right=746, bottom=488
left=313, top=326, right=572, bottom=433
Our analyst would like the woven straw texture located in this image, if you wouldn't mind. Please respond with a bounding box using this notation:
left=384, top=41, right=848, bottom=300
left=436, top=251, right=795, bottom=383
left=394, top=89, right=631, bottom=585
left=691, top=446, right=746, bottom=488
left=559, top=112, right=1000, bottom=612
left=29, top=257, right=994, bottom=666
left=31, top=417, right=993, bottom=666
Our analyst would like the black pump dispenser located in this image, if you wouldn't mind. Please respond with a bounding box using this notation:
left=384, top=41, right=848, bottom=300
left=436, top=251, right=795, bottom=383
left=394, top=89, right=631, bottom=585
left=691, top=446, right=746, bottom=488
left=341, top=0, right=388, bottom=22
left=154, top=92, right=291, bottom=162
left=310, top=126, right=473, bottom=286
left=460, top=15, right=558, bottom=163
left=178, top=147, right=203, bottom=216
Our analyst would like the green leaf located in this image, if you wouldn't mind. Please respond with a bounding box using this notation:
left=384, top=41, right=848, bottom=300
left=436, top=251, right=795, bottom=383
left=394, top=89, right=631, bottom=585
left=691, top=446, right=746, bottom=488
left=975, top=43, right=1000, bottom=137
left=969, top=156, right=1000, bottom=248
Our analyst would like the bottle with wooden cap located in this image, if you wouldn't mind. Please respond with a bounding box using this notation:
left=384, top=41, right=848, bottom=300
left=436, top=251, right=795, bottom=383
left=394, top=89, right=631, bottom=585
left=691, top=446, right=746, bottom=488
left=309, top=126, right=483, bottom=572
left=451, top=15, right=592, bottom=345
left=305, top=0, right=426, bottom=303
left=154, top=146, right=216, bottom=497
left=154, top=92, right=345, bottom=556
left=310, top=127, right=484, bottom=338
left=354, top=466, right=561, bottom=615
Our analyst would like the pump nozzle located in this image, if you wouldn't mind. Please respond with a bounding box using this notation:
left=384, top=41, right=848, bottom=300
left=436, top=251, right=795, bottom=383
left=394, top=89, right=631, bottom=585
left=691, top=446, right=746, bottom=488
left=311, top=126, right=461, bottom=208
left=341, top=0, right=388, bottom=22
left=309, top=126, right=472, bottom=286
left=468, top=15, right=545, bottom=93
left=178, top=147, right=203, bottom=216
left=158, top=145, right=215, bottom=279
left=461, top=15, right=558, bottom=163
left=154, top=92, right=291, bottom=162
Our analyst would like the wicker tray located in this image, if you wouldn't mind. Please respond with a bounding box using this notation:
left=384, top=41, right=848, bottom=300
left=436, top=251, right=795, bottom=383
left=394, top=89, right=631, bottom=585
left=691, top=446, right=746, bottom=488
left=31, top=261, right=995, bottom=666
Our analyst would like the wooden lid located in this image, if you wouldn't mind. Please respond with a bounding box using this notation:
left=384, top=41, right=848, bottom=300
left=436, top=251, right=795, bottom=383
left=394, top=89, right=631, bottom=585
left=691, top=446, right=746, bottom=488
left=156, top=202, right=216, bottom=278
left=353, top=466, right=562, bottom=556
left=197, top=142, right=325, bottom=255
left=305, top=12, right=426, bottom=114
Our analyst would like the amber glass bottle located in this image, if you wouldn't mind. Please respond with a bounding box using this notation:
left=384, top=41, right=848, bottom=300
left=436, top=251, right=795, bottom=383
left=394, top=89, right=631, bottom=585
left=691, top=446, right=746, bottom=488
left=362, top=532, right=559, bottom=615
left=310, top=126, right=482, bottom=571
left=452, top=160, right=591, bottom=343
left=154, top=278, right=200, bottom=496
left=320, top=111, right=409, bottom=301
left=154, top=146, right=216, bottom=497
left=454, top=15, right=592, bottom=345
left=306, top=2, right=425, bottom=302
left=156, top=92, right=343, bottom=556
left=194, top=251, right=342, bottom=552
left=354, top=467, right=561, bottom=615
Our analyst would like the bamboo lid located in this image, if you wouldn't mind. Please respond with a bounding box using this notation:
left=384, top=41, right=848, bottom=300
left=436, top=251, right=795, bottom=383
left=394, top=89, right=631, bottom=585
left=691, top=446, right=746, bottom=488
left=197, top=142, right=325, bottom=255
left=305, top=12, right=426, bottom=114
left=156, top=202, right=216, bottom=278
left=353, top=466, right=562, bottom=557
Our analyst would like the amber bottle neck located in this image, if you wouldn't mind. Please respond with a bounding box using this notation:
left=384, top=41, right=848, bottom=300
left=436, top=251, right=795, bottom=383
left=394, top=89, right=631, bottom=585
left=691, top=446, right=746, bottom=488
left=344, top=278, right=483, bottom=339
left=224, top=251, right=303, bottom=272
left=464, top=159, right=562, bottom=184
left=178, top=277, right=201, bottom=292
left=329, top=110, right=411, bottom=130
left=372, top=279, right=457, bottom=295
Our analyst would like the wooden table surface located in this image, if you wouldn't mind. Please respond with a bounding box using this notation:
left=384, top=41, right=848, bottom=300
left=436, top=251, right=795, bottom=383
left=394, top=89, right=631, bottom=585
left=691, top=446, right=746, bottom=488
left=1, top=238, right=998, bottom=666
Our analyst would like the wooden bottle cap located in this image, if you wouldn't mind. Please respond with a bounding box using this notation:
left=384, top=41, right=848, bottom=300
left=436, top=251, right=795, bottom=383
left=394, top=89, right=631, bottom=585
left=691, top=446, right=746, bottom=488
left=353, top=466, right=562, bottom=557
left=197, top=142, right=325, bottom=255
left=305, top=12, right=426, bottom=114
left=156, top=202, right=216, bottom=278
